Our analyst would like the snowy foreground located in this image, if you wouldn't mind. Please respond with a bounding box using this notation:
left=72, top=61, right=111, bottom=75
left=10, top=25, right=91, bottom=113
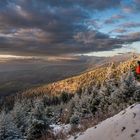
left=68, top=104, right=140, bottom=140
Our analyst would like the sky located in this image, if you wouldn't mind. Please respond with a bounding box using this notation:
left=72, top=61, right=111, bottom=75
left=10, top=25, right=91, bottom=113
left=0, top=0, right=140, bottom=58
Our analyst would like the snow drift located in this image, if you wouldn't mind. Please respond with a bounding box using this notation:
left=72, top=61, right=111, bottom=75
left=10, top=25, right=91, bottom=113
left=69, top=104, right=140, bottom=140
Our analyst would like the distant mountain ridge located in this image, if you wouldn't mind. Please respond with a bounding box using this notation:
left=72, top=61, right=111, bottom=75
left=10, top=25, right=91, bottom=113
left=21, top=54, right=139, bottom=98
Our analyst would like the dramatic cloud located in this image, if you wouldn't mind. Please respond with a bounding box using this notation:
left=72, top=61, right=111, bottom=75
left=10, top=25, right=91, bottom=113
left=0, top=0, right=139, bottom=56
left=86, top=19, right=101, bottom=30
left=104, top=14, right=125, bottom=24
left=120, top=22, right=140, bottom=28
left=75, top=30, right=140, bottom=51
left=122, top=6, right=134, bottom=13
left=122, top=0, right=140, bottom=13
left=111, top=29, right=127, bottom=33
left=118, top=32, right=140, bottom=43
left=74, top=31, right=123, bottom=51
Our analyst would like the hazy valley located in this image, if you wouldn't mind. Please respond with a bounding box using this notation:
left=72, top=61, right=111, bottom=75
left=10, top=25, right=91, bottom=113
left=0, top=54, right=132, bottom=97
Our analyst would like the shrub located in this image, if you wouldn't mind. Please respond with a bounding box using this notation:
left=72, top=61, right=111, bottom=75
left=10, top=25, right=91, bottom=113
left=70, top=115, right=80, bottom=126
left=27, top=119, right=47, bottom=140
left=133, top=89, right=140, bottom=102
left=0, top=111, right=22, bottom=140
left=60, top=92, right=69, bottom=103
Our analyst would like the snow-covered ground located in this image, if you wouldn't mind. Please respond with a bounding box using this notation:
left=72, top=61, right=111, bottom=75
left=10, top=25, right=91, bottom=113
left=50, top=124, right=71, bottom=136
left=69, top=104, right=140, bottom=140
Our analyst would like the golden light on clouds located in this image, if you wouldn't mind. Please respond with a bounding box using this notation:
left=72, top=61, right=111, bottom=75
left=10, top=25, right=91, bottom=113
left=0, top=54, right=78, bottom=63
left=0, top=55, right=34, bottom=63
left=0, top=55, right=33, bottom=59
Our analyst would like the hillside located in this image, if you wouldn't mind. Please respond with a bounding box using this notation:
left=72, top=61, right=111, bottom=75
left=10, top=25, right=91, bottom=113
left=1, top=54, right=127, bottom=97
left=22, top=56, right=138, bottom=98
left=69, top=104, right=140, bottom=140
left=0, top=55, right=140, bottom=140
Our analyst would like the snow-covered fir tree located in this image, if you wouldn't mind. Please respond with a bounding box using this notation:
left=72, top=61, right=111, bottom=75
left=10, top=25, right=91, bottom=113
left=0, top=111, right=23, bottom=140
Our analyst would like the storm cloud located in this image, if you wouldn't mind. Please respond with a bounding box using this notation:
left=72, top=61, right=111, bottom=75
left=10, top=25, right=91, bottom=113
left=0, top=0, right=139, bottom=56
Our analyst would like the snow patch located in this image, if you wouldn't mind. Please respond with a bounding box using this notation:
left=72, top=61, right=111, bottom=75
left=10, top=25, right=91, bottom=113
left=50, top=124, right=71, bottom=136
left=68, top=104, right=140, bottom=140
